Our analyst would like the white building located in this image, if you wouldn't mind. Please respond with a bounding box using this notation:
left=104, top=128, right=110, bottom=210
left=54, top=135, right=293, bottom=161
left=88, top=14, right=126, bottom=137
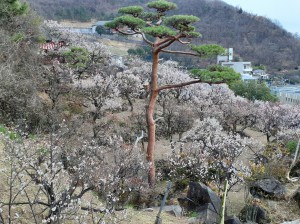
left=271, top=85, right=300, bottom=105
left=217, top=48, right=256, bottom=81
left=221, top=61, right=253, bottom=75
left=252, top=69, right=269, bottom=80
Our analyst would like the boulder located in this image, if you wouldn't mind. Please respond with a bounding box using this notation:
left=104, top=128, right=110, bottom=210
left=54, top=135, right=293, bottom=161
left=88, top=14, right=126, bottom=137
left=249, top=177, right=286, bottom=199
left=290, top=161, right=300, bottom=178
left=292, top=187, right=300, bottom=209
left=186, top=182, right=221, bottom=213
left=225, top=216, right=242, bottom=224
left=239, top=204, right=270, bottom=224
left=281, top=220, right=300, bottom=224
left=197, top=203, right=220, bottom=224
left=162, top=205, right=183, bottom=217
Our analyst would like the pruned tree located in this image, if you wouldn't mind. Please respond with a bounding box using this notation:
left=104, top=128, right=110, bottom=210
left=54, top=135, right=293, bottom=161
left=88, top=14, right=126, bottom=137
left=106, top=0, right=240, bottom=187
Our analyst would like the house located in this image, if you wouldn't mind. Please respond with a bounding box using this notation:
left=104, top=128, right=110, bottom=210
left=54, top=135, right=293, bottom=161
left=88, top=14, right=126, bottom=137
left=217, top=48, right=256, bottom=81
left=252, top=69, right=269, bottom=80
left=221, top=61, right=253, bottom=75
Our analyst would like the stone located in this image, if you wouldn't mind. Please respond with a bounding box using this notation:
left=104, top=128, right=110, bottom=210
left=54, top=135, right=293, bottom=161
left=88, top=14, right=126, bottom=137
left=142, top=208, right=154, bottom=212
left=197, top=203, right=220, bottom=224
left=290, top=161, right=300, bottom=178
left=225, top=216, right=242, bottom=224
left=186, top=182, right=221, bottom=213
left=249, top=177, right=286, bottom=199
left=292, top=187, right=300, bottom=209
left=162, top=205, right=183, bottom=217
left=239, top=204, right=270, bottom=224
left=187, top=217, right=198, bottom=224
left=281, top=220, right=300, bottom=224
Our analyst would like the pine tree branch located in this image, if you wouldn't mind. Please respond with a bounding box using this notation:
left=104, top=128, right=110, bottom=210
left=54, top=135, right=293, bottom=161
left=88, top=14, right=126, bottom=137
left=157, top=79, right=224, bottom=91
left=178, top=38, right=191, bottom=44
left=161, top=49, right=199, bottom=56
left=138, top=32, right=154, bottom=46
left=157, top=38, right=177, bottom=51
left=156, top=37, right=174, bottom=46
left=115, top=28, right=138, bottom=36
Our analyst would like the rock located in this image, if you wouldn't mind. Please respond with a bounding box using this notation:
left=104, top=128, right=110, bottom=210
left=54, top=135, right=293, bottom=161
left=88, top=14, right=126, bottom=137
left=225, top=216, right=242, bottom=224
left=239, top=204, right=270, bottom=224
left=186, top=182, right=221, bottom=213
left=162, top=205, right=183, bottom=217
left=249, top=177, right=286, bottom=199
left=292, top=187, right=300, bottom=209
left=290, top=161, right=300, bottom=178
left=142, top=208, right=154, bottom=212
left=187, top=217, right=198, bottom=224
left=281, top=220, right=300, bottom=224
left=197, top=203, right=220, bottom=224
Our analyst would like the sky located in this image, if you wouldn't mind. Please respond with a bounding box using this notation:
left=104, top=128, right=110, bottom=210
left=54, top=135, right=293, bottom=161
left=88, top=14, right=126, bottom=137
left=222, top=0, right=300, bottom=34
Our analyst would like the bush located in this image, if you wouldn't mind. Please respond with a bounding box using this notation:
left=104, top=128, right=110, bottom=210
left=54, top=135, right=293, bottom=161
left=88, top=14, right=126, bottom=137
left=287, top=140, right=298, bottom=154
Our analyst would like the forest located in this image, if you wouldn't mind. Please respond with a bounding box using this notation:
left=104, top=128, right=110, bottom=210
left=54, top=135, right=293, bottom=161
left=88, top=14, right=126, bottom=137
left=27, top=0, right=300, bottom=73
left=0, top=0, right=300, bottom=223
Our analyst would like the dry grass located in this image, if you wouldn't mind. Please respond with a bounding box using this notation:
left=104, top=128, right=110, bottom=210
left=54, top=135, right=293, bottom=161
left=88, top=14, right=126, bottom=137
left=100, top=38, right=138, bottom=56
left=119, top=207, right=189, bottom=224
left=58, top=19, right=97, bottom=28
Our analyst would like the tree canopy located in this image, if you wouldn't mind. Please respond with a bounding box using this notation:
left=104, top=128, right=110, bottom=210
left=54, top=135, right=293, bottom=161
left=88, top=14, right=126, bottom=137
left=105, top=0, right=220, bottom=54
left=229, top=80, right=278, bottom=102
left=0, top=0, right=28, bottom=22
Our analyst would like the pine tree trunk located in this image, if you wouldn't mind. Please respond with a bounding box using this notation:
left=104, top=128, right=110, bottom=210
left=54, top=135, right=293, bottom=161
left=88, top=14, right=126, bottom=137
left=146, top=52, right=159, bottom=187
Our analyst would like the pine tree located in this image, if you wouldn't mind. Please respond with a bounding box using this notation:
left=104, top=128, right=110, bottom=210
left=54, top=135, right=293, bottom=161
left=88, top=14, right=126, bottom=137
left=106, top=0, right=240, bottom=187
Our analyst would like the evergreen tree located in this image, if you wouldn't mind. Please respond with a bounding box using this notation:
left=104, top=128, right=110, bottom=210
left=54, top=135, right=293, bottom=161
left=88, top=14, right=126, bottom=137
left=106, top=0, right=240, bottom=187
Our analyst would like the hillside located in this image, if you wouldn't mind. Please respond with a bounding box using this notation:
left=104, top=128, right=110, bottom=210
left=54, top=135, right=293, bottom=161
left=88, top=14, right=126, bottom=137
left=2, top=1, right=300, bottom=222
left=28, top=0, right=300, bottom=71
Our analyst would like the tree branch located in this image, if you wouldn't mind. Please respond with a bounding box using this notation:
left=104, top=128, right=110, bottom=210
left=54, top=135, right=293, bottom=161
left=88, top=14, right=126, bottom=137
left=177, top=38, right=191, bottom=45
left=81, top=206, right=106, bottom=213
left=157, top=79, right=224, bottom=92
left=0, top=201, right=50, bottom=207
left=115, top=28, right=138, bottom=36
left=156, top=37, right=174, bottom=46
left=161, top=49, right=199, bottom=56
left=138, top=32, right=153, bottom=46
left=72, top=187, right=94, bottom=200
left=157, top=39, right=177, bottom=51
left=134, top=131, right=144, bottom=148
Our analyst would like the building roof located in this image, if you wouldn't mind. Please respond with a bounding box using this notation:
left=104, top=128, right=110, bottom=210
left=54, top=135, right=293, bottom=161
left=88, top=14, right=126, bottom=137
left=253, top=69, right=265, bottom=72
left=241, top=74, right=258, bottom=81
left=271, top=85, right=300, bottom=95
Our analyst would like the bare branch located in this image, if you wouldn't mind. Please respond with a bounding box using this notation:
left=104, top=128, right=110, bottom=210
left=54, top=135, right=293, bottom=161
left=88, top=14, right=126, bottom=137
left=81, top=206, right=106, bottom=213
left=71, top=187, right=94, bottom=200
left=134, top=131, right=144, bottom=147
left=287, top=138, right=300, bottom=182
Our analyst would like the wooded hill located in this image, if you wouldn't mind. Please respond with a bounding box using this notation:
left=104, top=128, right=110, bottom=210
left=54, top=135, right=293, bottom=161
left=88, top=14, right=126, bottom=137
left=28, top=0, right=300, bottom=72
